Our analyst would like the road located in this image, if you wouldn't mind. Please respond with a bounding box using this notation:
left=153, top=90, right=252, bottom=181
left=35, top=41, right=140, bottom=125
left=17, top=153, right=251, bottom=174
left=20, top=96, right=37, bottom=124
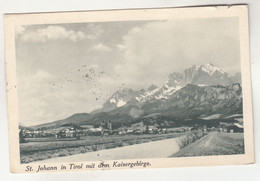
left=172, top=132, right=244, bottom=157
left=35, top=137, right=180, bottom=163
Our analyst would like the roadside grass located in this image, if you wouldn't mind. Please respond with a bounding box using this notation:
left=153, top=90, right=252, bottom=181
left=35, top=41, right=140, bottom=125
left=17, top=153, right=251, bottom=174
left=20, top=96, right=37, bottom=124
left=20, top=133, right=185, bottom=163
left=175, top=130, right=206, bottom=149
left=172, top=132, right=244, bottom=157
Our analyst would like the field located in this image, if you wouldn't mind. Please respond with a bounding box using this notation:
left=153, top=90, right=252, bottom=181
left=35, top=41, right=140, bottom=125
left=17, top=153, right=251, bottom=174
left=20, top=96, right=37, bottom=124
left=172, top=132, right=244, bottom=157
left=20, top=131, right=243, bottom=163
left=20, top=133, right=186, bottom=163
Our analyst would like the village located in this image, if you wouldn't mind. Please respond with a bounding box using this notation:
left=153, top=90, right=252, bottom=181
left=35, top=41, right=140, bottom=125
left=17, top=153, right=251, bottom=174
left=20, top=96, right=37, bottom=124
left=18, top=118, right=245, bottom=164
left=19, top=120, right=244, bottom=143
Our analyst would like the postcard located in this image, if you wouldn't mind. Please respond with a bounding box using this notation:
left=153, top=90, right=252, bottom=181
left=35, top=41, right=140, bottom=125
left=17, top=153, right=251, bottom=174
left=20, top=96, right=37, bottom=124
left=4, top=5, right=254, bottom=173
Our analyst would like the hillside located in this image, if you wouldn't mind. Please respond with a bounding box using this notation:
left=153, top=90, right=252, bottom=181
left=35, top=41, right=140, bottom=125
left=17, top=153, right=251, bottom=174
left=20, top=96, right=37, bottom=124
left=31, top=84, right=242, bottom=130
left=31, top=113, right=90, bottom=130
left=29, top=63, right=243, bottom=130
left=142, top=83, right=242, bottom=117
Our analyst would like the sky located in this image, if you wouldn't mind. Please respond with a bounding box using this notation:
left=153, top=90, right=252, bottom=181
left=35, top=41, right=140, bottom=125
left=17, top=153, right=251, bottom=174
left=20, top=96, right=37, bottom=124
left=15, top=17, right=240, bottom=126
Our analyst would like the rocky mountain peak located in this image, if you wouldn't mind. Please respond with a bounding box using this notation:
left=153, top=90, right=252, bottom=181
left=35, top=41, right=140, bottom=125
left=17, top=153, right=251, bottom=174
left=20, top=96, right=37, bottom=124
left=147, top=84, right=158, bottom=91
left=97, top=63, right=240, bottom=112
left=199, top=63, right=225, bottom=75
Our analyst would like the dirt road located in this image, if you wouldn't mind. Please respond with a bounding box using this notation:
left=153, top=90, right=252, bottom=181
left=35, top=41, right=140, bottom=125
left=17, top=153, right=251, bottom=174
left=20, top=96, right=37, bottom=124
left=172, top=132, right=244, bottom=157
left=35, top=137, right=180, bottom=163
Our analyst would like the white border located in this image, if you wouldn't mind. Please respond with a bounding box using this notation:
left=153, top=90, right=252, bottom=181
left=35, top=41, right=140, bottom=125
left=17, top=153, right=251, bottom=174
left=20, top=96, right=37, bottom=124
left=1, top=1, right=259, bottom=180
left=4, top=5, right=254, bottom=174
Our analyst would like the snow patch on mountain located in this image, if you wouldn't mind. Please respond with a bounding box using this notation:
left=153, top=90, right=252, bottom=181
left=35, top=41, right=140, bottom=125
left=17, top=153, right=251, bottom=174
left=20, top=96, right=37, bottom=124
left=110, top=98, right=116, bottom=104
left=109, top=97, right=126, bottom=107
left=155, top=85, right=182, bottom=99
left=155, top=94, right=167, bottom=99
left=164, top=85, right=182, bottom=94
left=135, top=85, right=159, bottom=102
left=117, top=99, right=126, bottom=107
left=198, top=84, right=207, bottom=87
left=97, top=63, right=240, bottom=113
left=200, top=63, right=224, bottom=75
left=201, top=114, right=222, bottom=120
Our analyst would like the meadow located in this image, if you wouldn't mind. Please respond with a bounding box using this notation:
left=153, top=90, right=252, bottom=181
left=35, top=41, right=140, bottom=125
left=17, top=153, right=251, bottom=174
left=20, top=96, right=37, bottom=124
left=20, top=133, right=186, bottom=163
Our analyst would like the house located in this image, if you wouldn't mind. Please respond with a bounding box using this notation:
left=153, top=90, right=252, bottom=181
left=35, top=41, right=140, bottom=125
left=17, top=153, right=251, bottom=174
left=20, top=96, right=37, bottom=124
left=33, top=130, right=42, bottom=137
left=126, top=128, right=134, bottom=134
left=227, top=123, right=244, bottom=133
left=55, top=130, right=66, bottom=138
left=218, top=127, right=228, bottom=133
left=133, top=129, right=143, bottom=134
left=158, top=128, right=167, bottom=134
left=107, top=121, right=112, bottom=130
left=65, top=128, right=76, bottom=137
left=130, top=122, right=146, bottom=132
left=79, top=125, right=94, bottom=136
left=117, top=127, right=127, bottom=135
left=147, top=125, right=158, bottom=134
left=25, top=130, right=34, bottom=138
left=99, top=121, right=113, bottom=131
left=55, top=127, right=76, bottom=138
left=89, top=127, right=103, bottom=136
left=130, top=122, right=160, bottom=134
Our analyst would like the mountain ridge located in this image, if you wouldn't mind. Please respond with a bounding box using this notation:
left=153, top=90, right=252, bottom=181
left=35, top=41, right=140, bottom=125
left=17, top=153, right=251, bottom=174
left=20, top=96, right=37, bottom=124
left=30, top=83, right=242, bottom=130
left=28, top=63, right=242, bottom=130
left=98, top=63, right=239, bottom=112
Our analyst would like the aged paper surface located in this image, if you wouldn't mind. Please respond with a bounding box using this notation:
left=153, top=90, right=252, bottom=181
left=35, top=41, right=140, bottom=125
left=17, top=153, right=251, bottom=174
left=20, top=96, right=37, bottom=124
left=4, top=5, right=254, bottom=173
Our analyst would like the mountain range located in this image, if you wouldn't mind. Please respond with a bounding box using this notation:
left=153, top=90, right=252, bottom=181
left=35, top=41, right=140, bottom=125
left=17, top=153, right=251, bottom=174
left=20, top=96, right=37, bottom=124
left=94, top=63, right=241, bottom=113
left=31, top=63, right=242, bottom=129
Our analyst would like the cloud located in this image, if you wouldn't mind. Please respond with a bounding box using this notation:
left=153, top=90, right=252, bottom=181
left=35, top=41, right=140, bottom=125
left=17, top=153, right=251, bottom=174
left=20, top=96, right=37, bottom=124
left=17, top=65, right=117, bottom=126
left=86, top=24, right=104, bottom=40
left=18, top=69, right=88, bottom=126
left=18, top=25, right=86, bottom=42
left=116, top=44, right=125, bottom=50
left=115, top=19, right=240, bottom=89
left=93, top=43, right=112, bottom=52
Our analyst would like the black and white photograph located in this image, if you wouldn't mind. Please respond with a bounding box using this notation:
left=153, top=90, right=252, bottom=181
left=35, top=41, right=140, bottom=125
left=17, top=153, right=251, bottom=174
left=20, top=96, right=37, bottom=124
left=4, top=5, right=254, bottom=173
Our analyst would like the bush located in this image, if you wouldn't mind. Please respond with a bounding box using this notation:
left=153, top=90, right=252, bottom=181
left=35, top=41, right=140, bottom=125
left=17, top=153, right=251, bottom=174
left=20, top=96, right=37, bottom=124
left=176, top=131, right=206, bottom=149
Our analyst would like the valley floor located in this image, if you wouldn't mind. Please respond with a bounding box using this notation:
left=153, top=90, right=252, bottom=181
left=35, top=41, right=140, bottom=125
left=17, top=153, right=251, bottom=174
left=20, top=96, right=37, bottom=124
left=21, top=133, right=185, bottom=163
left=172, top=132, right=244, bottom=157
left=35, top=136, right=181, bottom=163
left=20, top=131, right=243, bottom=164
